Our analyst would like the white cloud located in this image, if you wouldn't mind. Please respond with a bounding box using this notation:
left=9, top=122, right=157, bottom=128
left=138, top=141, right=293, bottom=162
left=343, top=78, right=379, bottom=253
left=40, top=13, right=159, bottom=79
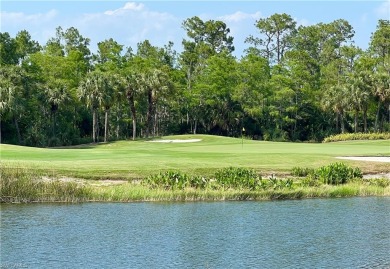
left=219, top=11, right=261, bottom=23
left=375, top=0, right=390, bottom=18
left=104, top=2, right=144, bottom=16
left=1, top=9, right=57, bottom=24
left=75, top=2, right=181, bottom=52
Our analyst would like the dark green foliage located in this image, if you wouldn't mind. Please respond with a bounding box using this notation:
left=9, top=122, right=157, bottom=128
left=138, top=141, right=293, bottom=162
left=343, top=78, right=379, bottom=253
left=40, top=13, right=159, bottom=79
left=311, top=162, right=362, bottom=185
left=1, top=18, right=390, bottom=146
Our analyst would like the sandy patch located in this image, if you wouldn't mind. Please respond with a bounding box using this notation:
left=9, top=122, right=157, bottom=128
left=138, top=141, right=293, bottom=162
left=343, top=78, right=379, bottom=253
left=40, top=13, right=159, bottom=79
left=335, top=156, right=390, bottom=163
left=363, top=173, right=390, bottom=179
left=40, top=176, right=128, bottom=186
left=149, top=139, right=202, bottom=143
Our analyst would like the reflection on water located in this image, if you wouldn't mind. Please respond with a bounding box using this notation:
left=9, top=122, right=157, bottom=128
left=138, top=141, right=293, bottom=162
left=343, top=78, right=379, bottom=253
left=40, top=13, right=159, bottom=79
left=1, top=197, right=390, bottom=268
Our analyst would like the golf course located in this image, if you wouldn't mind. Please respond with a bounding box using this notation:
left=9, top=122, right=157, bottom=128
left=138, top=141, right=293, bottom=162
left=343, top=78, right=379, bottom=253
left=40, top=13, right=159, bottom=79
left=1, top=135, right=389, bottom=178
left=1, top=135, right=389, bottom=202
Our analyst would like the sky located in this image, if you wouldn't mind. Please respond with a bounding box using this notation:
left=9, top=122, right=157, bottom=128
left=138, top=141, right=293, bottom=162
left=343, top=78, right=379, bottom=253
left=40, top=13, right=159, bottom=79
left=1, top=0, right=389, bottom=58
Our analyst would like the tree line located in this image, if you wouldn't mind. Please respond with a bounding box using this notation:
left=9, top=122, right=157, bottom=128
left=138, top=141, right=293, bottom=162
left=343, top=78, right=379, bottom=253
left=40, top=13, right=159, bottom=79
left=1, top=14, right=389, bottom=146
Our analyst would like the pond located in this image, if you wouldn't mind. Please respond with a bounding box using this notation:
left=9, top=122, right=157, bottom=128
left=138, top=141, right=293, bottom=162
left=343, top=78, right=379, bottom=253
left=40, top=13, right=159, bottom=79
left=1, top=197, right=389, bottom=268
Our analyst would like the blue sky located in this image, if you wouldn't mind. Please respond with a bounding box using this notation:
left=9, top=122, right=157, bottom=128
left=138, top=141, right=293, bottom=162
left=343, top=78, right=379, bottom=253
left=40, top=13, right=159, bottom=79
left=1, top=1, right=389, bottom=57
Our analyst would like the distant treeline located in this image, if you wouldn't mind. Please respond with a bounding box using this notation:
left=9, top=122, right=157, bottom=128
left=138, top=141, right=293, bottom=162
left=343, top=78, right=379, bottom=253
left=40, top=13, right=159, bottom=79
left=1, top=15, right=389, bottom=146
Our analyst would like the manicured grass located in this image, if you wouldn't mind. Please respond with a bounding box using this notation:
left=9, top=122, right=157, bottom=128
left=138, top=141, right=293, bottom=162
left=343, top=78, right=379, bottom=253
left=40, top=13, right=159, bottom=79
left=1, top=135, right=389, bottom=179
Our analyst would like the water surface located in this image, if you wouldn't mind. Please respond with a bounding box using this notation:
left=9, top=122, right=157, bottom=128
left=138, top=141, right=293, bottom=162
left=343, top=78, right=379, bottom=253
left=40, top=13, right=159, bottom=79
left=1, top=197, right=389, bottom=268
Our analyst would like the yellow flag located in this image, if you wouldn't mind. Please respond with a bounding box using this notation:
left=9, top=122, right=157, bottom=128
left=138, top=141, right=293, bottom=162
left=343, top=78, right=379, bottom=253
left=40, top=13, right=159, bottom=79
left=242, top=127, right=245, bottom=132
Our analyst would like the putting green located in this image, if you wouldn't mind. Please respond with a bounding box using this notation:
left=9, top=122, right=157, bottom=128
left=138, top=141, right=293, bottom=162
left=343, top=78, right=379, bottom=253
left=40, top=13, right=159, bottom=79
left=1, top=135, right=389, bottom=179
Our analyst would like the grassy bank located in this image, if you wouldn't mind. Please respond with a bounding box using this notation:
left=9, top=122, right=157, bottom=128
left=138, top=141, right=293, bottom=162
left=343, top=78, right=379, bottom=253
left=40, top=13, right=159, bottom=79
left=1, top=135, right=388, bottom=202
left=1, top=135, right=389, bottom=179
left=1, top=166, right=389, bottom=203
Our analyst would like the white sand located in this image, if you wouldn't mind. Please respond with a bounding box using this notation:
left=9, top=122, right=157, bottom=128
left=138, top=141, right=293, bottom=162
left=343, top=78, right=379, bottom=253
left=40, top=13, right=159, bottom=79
left=335, top=156, right=390, bottom=163
left=148, top=139, right=202, bottom=143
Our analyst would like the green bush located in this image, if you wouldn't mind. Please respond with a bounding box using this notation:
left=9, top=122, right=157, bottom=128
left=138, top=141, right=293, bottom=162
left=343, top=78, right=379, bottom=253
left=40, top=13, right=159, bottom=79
left=144, top=171, right=192, bottom=190
left=300, top=177, right=322, bottom=187
left=311, top=162, right=362, bottom=185
left=291, top=167, right=314, bottom=177
left=214, top=167, right=261, bottom=190
left=266, top=176, right=294, bottom=190
left=323, top=132, right=390, bottom=143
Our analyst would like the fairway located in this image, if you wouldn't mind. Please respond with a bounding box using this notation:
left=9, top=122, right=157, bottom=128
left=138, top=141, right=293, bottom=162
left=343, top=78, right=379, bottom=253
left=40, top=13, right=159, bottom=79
left=1, top=135, right=389, bottom=179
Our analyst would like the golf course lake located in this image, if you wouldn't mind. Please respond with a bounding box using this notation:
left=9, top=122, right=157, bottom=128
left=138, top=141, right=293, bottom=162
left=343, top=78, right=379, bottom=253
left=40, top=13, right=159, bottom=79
left=2, top=197, right=390, bottom=268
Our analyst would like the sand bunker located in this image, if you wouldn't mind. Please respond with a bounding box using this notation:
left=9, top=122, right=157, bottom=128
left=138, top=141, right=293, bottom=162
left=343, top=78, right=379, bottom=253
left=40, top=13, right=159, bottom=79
left=149, top=139, right=202, bottom=143
left=335, top=156, right=390, bottom=163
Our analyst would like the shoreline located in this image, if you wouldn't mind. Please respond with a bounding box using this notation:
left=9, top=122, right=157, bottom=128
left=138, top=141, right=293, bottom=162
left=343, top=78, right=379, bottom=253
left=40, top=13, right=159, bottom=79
left=2, top=180, right=389, bottom=204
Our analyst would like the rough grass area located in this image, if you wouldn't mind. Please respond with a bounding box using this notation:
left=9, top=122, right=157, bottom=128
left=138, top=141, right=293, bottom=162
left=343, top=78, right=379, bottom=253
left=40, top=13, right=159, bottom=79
left=1, top=166, right=389, bottom=203
left=1, top=135, right=389, bottom=179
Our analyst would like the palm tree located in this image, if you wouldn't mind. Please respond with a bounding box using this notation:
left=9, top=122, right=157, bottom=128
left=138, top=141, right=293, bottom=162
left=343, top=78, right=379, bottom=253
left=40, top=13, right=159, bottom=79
left=100, top=73, right=116, bottom=142
left=322, top=84, right=349, bottom=133
left=78, top=71, right=118, bottom=143
left=44, top=79, right=69, bottom=141
left=122, top=72, right=139, bottom=140
left=143, top=69, right=169, bottom=138
left=345, top=74, right=369, bottom=133
left=372, top=66, right=390, bottom=131
left=78, top=71, right=103, bottom=143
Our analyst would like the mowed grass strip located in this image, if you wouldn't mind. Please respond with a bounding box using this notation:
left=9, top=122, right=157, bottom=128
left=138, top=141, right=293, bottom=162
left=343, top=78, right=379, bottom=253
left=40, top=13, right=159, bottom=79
left=1, top=135, right=389, bottom=179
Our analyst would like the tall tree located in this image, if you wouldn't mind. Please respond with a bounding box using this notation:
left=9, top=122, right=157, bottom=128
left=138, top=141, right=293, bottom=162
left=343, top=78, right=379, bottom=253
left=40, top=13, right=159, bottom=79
left=43, top=79, right=70, bottom=143
left=0, top=65, right=26, bottom=144
left=78, top=71, right=107, bottom=143
left=246, top=13, right=296, bottom=64
left=181, top=16, right=234, bottom=133
left=369, top=20, right=390, bottom=60
left=141, top=69, right=170, bottom=138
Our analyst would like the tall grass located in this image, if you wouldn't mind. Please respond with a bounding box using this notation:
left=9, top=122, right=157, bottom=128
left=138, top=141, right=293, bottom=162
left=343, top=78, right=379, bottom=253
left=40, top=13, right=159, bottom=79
left=1, top=165, right=389, bottom=203
left=0, top=166, right=92, bottom=203
left=87, top=183, right=389, bottom=201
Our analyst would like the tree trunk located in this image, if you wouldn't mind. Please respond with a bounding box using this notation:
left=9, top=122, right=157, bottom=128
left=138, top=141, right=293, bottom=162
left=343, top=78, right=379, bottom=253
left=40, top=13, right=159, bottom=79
left=146, top=89, right=153, bottom=139
left=154, top=111, right=158, bottom=137
left=375, top=100, right=381, bottom=131
left=193, top=119, right=197, bottom=134
left=104, top=108, right=109, bottom=142
left=116, top=114, right=120, bottom=139
left=354, top=110, right=358, bottom=133
left=127, top=90, right=137, bottom=141
left=13, top=116, right=22, bottom=144
left=340, top=111, right=345, bottom=134
left=52, top=111, right=57, bottom=140
left=363, top=108, right=367, bottom=133
left=92, top=109, right=97, bottom=143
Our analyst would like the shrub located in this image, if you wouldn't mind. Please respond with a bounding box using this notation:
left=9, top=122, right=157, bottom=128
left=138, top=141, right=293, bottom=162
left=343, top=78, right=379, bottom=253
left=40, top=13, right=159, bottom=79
left=266, top=176, right=294, bottom=190
left=323, top=132, right=390, bottom=143
left=300, top=177, right=322, bottom=187
left=291, top=167, right=314, bottom=177
left=144, top=171, right=192, bottom=190
left=312, top=162, right=362, bottom=185
left=214, top=167, right=261, bottom=190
